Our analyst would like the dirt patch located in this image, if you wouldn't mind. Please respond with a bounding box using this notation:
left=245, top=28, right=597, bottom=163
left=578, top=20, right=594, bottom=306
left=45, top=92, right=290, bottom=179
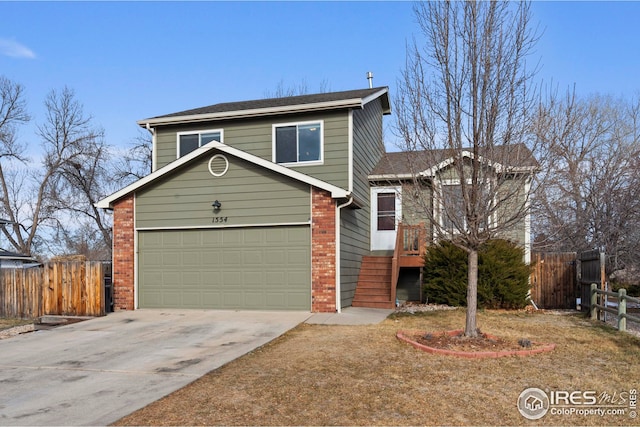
left=397, top=328, right=556, bottom=358
left=413, top=329, right=537, bottom=351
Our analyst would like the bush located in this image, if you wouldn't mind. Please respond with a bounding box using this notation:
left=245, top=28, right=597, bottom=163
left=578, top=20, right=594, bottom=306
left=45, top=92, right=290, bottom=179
left=423, top=239, right=531, bottom=309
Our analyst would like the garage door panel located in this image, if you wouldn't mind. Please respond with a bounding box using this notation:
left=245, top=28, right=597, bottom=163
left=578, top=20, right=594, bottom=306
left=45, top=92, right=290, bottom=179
left=288, top=249, right=309, bottom=265
left=182, top=292, right=203, bottom=307
left=222, top=251, right=242, bottom=265
left=139, top=226, right=310, bottom=310
left=265, top=249, right=286, bottom=265
left=162, top=253, right=181, bottom=266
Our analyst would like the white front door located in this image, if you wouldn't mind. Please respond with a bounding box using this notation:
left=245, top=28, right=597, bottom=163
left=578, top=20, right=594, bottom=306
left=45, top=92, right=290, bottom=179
left=370, top=186, right=402, bottom=251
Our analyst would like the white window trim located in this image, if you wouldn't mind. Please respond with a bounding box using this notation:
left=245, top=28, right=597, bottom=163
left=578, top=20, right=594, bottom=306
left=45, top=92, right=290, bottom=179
left=176, top=128, right=224, bottom=158
left=272, top=120, right=324, bottom=166
left=436, top=178, right=497, bottom=235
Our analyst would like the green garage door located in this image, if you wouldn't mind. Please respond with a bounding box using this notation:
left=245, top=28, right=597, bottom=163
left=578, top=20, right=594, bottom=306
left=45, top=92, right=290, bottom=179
left=138, top=226, right=311, bottom=310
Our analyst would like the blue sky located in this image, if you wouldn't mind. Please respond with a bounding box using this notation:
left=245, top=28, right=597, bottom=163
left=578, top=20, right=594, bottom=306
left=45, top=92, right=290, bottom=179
left=1, top=1, right=640, bottom=151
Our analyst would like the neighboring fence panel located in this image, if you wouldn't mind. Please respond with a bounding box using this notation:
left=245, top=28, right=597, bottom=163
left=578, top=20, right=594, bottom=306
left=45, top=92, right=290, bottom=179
left=530, top=252, right=577, bottom=309
left=0, top=261, right=106, bottom=319
left=579, top=250, right=606, bottom=313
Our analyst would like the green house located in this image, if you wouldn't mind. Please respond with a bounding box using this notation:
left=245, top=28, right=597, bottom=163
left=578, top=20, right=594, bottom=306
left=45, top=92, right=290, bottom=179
left=97, top=87, right=535, bottom=312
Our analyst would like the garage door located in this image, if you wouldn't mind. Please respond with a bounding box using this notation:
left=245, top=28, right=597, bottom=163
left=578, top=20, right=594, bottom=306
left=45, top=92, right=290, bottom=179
left=138, top=226, right=310, bottom=310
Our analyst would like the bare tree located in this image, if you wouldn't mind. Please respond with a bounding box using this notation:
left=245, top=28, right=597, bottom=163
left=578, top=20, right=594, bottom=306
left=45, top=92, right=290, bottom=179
left=113, top=128, right=153, bottom=185
left=533, top=93, right=640, bottom=274
left=0, top=85, right=106, bottom=256
left=263, top=78, right=331, bottom=98
left=395, top=1, right=544, bottom=336
left=0, top=76, right=32, bottom=252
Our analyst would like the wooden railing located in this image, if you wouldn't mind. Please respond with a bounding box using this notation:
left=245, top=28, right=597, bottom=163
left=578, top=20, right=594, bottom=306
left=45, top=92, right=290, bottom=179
left=590, top=283, right=640, bottom=332
left=391, top=223, right=427, bottom=305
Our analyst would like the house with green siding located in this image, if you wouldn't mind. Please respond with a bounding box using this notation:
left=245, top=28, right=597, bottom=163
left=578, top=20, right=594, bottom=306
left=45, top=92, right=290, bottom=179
left=97, top=87, right=535, bottom=313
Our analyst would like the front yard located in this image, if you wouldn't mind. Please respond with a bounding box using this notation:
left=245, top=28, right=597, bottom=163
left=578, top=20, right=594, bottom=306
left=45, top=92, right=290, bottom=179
left=114, top=308, right=640, bottom=426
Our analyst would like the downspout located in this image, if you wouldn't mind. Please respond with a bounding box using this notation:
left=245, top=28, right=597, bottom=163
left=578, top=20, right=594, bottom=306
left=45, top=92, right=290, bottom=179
left=145, top=123, right=157, bottom=172
left=335, top=196, right=354, bottom=313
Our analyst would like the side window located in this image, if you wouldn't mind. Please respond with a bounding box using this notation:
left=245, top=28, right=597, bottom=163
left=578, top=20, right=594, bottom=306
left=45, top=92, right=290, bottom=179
left=273, top=121, right=322, bottom=165
left=178, top=130, right=223, bottom=158
left=377, top=192, right=397, bottom=231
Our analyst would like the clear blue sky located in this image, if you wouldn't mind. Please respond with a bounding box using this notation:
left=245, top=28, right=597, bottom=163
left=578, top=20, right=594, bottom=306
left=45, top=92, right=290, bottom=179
left=1, top=1, right=639, bottom=151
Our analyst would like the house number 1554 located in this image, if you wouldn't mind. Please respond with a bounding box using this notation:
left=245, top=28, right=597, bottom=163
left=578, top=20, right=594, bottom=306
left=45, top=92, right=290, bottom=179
left=212, top=216, right=228, bottom=223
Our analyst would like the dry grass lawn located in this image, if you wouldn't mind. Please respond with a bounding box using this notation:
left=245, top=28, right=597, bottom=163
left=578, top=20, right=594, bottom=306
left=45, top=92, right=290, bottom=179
left=114, top=309, right=640, bottom=426
left=0, top=318, right=32, bottom=330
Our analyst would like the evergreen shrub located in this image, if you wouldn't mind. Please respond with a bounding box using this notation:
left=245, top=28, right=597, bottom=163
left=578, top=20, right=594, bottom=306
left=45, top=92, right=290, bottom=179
left=423, top=239, right=531, bottom=309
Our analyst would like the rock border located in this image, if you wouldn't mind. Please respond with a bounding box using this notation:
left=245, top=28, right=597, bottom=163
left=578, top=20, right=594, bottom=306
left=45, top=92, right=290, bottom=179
left=0, top=324, right=35, bottom=340
left=396, top=329, right=556, bottom=359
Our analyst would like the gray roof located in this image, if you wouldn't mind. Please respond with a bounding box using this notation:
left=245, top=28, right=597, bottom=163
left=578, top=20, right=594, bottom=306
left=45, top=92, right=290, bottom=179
left=0, top=249, right=34, bottom=261
left=143, top=87, right=390, bottom=122
left=370, top=143, right=538, bottom=178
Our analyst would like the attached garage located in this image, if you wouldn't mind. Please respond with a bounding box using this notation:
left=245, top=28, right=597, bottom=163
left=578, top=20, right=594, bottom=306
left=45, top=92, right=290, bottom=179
left=138, top=226, right=311, bottom=310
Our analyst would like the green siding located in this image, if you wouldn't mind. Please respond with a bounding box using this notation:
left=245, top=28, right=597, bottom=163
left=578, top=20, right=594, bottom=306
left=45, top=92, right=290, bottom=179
left=138, top=226, right=311, bottom=310
left=153, top=111, right=350, bottom=191
left=339, top=99, right=386, bottom=308
left=340, top=207, right=370, bottom=306
left=136, top=153, right=310, bottom=229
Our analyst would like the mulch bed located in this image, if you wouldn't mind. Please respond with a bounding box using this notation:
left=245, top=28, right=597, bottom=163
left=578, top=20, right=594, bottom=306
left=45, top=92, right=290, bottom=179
left=397, top=328, right=556, bottom=358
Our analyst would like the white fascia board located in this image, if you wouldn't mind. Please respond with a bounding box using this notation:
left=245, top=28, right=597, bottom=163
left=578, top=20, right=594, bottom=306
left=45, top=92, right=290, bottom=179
left=137, top=99, right=368, bottom=128
left=96, top=141, right=348, bottom=209
left=95, top=142, right=215, bottom=209
left=361, top=88, right=391, bottom=114
left=419, top=150, right=536, bottom=176
left=368, top=173, right=415, bottom=181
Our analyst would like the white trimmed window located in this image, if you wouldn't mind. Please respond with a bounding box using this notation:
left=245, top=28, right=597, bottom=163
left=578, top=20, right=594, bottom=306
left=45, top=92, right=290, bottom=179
left=177, top=129, right=223, bottom=158
left=438, top=178, right=496, bottom=233
left=273, top=121, right=323, bottom=165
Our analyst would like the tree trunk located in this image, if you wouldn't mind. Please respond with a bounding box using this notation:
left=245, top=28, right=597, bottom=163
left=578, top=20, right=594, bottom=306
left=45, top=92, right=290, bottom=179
left=465, top=249, right=479, bottom=337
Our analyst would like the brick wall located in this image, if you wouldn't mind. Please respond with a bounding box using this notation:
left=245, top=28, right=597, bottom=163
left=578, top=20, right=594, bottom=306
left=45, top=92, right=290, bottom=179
left=112, top=195, right=135, bottom=310
left=311, top=187, right=337, bottom=313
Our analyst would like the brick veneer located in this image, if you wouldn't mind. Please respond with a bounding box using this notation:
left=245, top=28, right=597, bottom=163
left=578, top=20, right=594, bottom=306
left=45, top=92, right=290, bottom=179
left=112, top=195, right=135, bottom=310
left=311, top=187, right=337, bottom=313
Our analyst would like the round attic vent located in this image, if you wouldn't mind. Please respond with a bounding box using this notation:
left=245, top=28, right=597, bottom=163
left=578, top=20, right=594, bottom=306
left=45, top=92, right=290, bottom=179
left=208, top=154, right=229, bottom=177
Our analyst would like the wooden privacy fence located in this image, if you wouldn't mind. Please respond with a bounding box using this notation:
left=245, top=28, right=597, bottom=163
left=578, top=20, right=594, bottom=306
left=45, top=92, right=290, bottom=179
left=589, top=283, right=640, bottom=332
left=0, top=261, right=106, bottom=319
left=530, top=252, right=577, bottom=309
left=579, top=250, right=606, bottom=313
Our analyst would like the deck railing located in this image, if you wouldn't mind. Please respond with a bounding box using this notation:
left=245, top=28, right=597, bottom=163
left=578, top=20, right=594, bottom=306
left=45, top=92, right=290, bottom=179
left=391, top=222, right=427, bottom=305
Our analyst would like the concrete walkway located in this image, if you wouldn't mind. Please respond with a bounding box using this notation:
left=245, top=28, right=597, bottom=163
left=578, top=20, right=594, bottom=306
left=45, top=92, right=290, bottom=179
left=306, top=306, right=393, bottom=325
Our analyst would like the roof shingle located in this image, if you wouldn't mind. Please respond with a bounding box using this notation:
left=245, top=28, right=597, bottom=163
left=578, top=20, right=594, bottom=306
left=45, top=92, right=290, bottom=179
left=145, top=87, right=390, bottom=121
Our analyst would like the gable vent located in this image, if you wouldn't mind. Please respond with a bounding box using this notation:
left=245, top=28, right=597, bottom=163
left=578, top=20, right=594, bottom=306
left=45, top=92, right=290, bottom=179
left=208, top=154, right=229, bottom=177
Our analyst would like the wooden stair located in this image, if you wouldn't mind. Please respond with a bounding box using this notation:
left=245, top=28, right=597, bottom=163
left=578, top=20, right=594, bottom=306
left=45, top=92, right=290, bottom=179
left=352, top=256, right=395, bottom=309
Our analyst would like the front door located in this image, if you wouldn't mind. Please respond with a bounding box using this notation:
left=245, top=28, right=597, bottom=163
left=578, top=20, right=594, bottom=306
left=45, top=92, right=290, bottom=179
left=370, top=186, right=402, bottom=251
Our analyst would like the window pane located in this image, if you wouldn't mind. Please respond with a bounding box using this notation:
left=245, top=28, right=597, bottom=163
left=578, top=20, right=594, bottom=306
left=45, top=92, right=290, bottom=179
left=201, top=132, right=221, bottom=145
left=298, top=123, right=321, bottom=162
left=179, top=134, right=199, bottom=157
left=275, top=126, right=297, bottom=163
left=377, top=193, right=396, bottom=231
left=442, top=184, right=465, bottom=230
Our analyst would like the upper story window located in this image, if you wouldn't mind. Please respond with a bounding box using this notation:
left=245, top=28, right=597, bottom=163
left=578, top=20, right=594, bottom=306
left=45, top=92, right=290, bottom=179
left=177, top=129, right=223, bottom=158
left=273, top=121, right=323, bottom=165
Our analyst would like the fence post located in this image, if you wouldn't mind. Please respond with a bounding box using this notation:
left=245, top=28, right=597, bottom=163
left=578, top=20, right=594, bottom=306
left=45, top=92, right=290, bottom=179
left=590, top=283, right=598, bottom=320
left=618, top=288, right=627, bottom=332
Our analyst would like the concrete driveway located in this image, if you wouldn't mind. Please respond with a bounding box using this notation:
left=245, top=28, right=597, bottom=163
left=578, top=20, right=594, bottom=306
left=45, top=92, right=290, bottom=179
left=0, top=309, right=311, bottom=426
